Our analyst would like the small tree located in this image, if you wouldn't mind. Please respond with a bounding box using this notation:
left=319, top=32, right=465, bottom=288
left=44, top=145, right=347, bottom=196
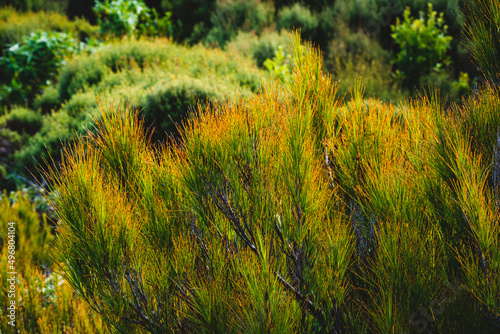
left=391, top=3, right=452, bottom=87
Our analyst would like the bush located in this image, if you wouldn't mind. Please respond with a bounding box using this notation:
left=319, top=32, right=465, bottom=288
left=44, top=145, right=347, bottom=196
left=263, top=46, right=291, bottom=83
left=0, top=0, right=67, bottom=13
left=204, top=0, right=273, bottom=47
left=277, top=3, right=319, bottom=41
left=391, top=4, right=453, bottom=87
left=161, top=0, right=216, bottom=42
left=1, top=107, right=43, bottom=136
left=11, top=110, right=80, bottom=177
left=4, top=38, right=263, bottom=182
left=0, top=7, right=98, bottom=52
left=228, top=30, right=291, bottom=68
left=43, top=34, right=500, bottom=334
left=33, top=86, right=61, bottom=114
left=142, top=77, right=238, bottom=140
left=0, top=31, right=79, bottom=107
left=93, top=0, right=172, bottom=37
left=61, top=91, right=99, bottom=118
left=58, top=55, right=107, bottom=101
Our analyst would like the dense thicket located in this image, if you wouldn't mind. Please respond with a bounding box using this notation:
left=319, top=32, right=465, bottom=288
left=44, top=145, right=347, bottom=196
left=39, top=33, right=500, bottom=333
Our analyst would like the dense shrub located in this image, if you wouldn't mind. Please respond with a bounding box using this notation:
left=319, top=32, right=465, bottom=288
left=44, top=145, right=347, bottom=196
left=142, top=76, right=246, bottom=140
left=277, top=3, right=319, bottom=41
left=33, top=86, right=61, bottom=114
left=391, top=4, right=453, bottom=87
left=44, top=35, right=500, bottom=333
left=273, top=0, right=332, bottom=11
left=0, top=7, right=98, bottom=52
left=1, top=107, right=43, bottom=136
left=1, top=0, right=67, bottom=13
left=11, top=110, right=80, bottom=178
left=58, top=55, right=107, bottom=101
left=3, top=38, right=263, bottom=182
left=161, top=0, right=216, bottom=42
left=93, top=0, right=172, bottom=37
left=61, top=91, right=99, bottom=118
left=228, top=30, right=290, bottom=68
left=0, top=31, right=82, bottom=107
left=323, top=24, right=405, bottom=101
left=204, top=0, right=273, bottom=47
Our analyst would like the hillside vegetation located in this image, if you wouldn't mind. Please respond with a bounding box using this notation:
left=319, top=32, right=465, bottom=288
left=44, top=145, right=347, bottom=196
left=0, top=0, right=499, bottom=333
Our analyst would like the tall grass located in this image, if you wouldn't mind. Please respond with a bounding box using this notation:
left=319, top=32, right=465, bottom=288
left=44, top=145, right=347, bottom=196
left=43, top=32, right=500, bottom=333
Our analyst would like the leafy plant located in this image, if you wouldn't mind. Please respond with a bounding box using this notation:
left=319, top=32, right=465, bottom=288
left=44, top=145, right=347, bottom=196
left=391, top=3, right=453, bottom=87
left=0, top=31, right=79, bottom=107
left=93, top=0, right=172, bottom=37
left=263, top=45, right=291, bottom=83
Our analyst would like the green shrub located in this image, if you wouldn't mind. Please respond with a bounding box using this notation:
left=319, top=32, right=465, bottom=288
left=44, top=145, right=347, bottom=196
left=1, top=107, right=43, bottom=136
left=11, top=110, right=80, bottom=177
left=277, top=3, right=319, bottom=41
left=228, top=30, right=290, bottom=68
left=264, top=46, right=291, bottom=83
left=58, top=55, right=107, bottom=101
left=204, top=0, right=273, bottom=47
left=1, top=0, right=67, bottom=13
left=0, top=31, right=79, bottom=106
left=5, top=38, right=263, bottom=182
left=391, top=3, right=453, bottom=87
left=33, top=86, right=61, bottom=114
left=61, top=91, right=99, bottom=118
left=0, top=7, right=98, bottom=52
left=323, top=24, right=406, bottom=101
left=161, top=0, right=216, bottom=42
left=142, top=77, right=240, bottom=140
left=418, top=69, right=470, bottom=103
left=93, top=0, right=172, bottom=37
left=325, top=21, right=390, bottom=63
left=316, top=4, right=337, bottom=46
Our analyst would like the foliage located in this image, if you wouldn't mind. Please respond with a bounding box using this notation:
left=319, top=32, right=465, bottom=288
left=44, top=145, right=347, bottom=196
left=0, top=190, right=53, bottom=269
left=1, top=107, right=43, bottom=136
left=0, top=7, right=98, bottom=54
left=204, top=0, right=273, bottom=47
left=324, top=24, right=406, bottom=102
left=161, top=0, right=216, bottom=42
left=461, top=0, right=500, bottom=87
left=0, top=191, right=107, bottom=334
left=0, top=31, right=85, bottom=107
left=391, top=3, right=453, bottom=87
left=0, top=38, right=263, bottom=184
left=93, top=0, right=172, bottom=38
left=277, top=3, right=319, bottom=41
left=42, top=33, right=500, bottom=333
left=0, top=0, right=67, bottom=13
left=227, top=30, right=290, bottom=68
left=263, top=45, right=291, bottom=83
left=34, top=86, right=62, bottom=115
